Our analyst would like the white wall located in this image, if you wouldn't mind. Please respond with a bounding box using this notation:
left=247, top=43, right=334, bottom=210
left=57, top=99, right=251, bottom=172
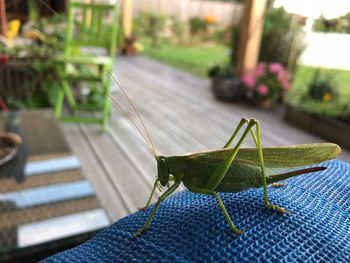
left=300, top=32, right=350, bottom=70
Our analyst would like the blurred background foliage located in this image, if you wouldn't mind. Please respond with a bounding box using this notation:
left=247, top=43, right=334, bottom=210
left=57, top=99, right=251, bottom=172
left=2, top=0, right=349, bottom=120
left=313, top=13, right=350, bottom=33
left=231, top=6, right=305, bottom=73
left=1, top=15, right=65, bottom=109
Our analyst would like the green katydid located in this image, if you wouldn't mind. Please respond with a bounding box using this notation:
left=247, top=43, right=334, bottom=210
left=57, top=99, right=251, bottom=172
left=134, top=118, right=341, bottom=236
left=36, top=0, right=341, bottom=237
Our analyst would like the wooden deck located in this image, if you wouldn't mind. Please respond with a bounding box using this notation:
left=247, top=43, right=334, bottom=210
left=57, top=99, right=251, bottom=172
left=60, top=56, right=350, bottom=222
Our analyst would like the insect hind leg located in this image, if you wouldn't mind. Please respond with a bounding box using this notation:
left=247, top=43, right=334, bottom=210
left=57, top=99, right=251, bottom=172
left=271, top=182, right=287, bottom=188
left=223, top=117, right=249, bottom=149
left=187, top=184, right=243, bottom=235
left=250, top=119, right=285, bottom=214
left=206, top=119, right=256, bottom=191
left=185, top=118, right=258, bottom=235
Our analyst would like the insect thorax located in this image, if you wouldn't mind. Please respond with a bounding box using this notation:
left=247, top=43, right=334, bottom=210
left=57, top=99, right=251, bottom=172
left=157, top=156, right=186, bottom=186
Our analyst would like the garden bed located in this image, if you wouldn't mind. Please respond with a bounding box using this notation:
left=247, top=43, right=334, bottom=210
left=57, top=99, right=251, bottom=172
left=285, top=106, right=350, bottom=149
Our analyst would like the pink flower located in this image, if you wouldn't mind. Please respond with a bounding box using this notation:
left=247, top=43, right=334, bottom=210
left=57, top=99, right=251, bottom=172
left=276, top=70, right=290, bottom=91
left=277, top=71, right=285, bottom=82
left=255, top=63, right=266, bottom=77
left=242, top=74, right=256, bottom=89
left=269, top=63, right=284, bottom=74
left=256, top=84, right=269, bottom=96
left=281, top=79, right=291, bottom=91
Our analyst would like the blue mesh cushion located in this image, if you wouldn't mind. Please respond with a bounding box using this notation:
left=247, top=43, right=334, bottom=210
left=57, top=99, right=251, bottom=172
left=44, top=160, right=350, bottom=262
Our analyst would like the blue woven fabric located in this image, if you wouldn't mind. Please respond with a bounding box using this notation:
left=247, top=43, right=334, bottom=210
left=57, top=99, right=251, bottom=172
left=44, top=160, right=350, bottom=262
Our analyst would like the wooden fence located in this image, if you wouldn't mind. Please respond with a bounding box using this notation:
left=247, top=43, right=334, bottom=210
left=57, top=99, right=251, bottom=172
left=132, top=0, right=243, bottom=26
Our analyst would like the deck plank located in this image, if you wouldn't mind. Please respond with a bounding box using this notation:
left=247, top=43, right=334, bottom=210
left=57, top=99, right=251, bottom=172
left=60, top=56, right=350, bottom=222
left=21, top=111, right=72, bottom=160
left=60, top=123, right=125, bottom=220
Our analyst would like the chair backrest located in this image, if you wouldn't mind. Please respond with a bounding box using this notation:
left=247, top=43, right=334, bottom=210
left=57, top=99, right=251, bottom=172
left=65, top=0, right=119, bottom=57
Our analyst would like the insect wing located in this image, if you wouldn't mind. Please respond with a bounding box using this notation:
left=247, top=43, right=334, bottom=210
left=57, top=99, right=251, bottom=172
left=189, top=143, right=341, bottom=168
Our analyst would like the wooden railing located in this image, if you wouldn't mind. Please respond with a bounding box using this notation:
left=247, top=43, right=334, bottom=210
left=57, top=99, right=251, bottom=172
left=0, top=60, right=41, bottom=101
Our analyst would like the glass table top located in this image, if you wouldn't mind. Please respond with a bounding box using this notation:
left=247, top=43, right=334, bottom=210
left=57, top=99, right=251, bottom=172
left=0, top=111, right=110, bottom=261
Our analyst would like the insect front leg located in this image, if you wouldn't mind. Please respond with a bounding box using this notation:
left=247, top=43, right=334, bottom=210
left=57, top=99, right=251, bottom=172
left=139, top=177, right=160, bottom=211
left=139, top=176, right=175, bottom=211
left=250, top=120, right=285, bottom=214
left=134, top=178, right=181, bottom=237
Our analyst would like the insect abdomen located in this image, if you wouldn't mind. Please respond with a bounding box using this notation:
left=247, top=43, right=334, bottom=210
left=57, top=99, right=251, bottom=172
left=215, top=163, right=262, bottom=192
left=182, top=160, right=262, bottom=192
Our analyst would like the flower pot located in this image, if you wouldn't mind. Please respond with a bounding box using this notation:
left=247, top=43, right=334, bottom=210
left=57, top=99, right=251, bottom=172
left=211, top=76, right=242, bottom=101
left=121, top=37, right=138, bottom=56
left=0, top=54, right=9, bottom=66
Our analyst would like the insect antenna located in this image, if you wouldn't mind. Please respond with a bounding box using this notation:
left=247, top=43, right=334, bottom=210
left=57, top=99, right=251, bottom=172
left=37, top=0, right=158, bottom=157
left=111, top=76, right=157, bottom=156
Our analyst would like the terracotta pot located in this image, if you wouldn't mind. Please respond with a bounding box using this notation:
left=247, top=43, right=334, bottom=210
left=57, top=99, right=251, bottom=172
left=121, top=37, right=138, bottom=56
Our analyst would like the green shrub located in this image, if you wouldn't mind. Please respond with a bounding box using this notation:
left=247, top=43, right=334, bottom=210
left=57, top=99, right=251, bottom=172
left=287, top=67, right=350, bottom=117
left=1, top=15, right=65, bottom=109
left=207, top=64, right=234, bottom=78
left=307, top=70, right=338, bottom=101
left=170, top=17, right=187, bottom=42
left=189, top=17, right=208, bottom=35
left=134, top=12, right=167, bottom=48
left=259, top=7, right=305, bottom=73
left=313, top=13, right=350, bottom=33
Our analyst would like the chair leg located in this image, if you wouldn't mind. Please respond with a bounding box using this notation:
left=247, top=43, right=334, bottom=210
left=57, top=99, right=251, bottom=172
left=62, top=80, right=77, bottom=110
left=55, top=64, right=113, bottom=128
left=101, top=70, right=112, bottom=130
left=102, top=80, right=111, bottom=131
left=55, top=88, right=64, bottom=119
left=102, top=100, right=111, bottom=131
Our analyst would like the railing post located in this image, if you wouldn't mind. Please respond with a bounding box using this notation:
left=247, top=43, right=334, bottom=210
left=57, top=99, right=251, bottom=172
left=122, top=0, right=133, bottom=38
left=0, top=0, right=6, bottom=37
left=236, top=0, right=267, bottom=76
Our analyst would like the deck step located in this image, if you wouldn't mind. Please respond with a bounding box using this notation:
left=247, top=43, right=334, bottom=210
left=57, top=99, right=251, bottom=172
left=0, top=196, right=100, bottom=229
left=0, top=169, right=84, bottom=193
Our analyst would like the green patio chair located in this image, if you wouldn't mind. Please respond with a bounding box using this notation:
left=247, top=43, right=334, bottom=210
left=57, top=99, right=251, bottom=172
left=55, top=0, right=119, bottom=130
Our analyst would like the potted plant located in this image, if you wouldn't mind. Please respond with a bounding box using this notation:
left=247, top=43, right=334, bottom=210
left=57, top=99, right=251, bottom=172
left=286, top=69, right=342, bottom=117
left=307, top=70, right=338, bottom=102
left=208, top=64, right=243, bottom=101
left=121, top=35, right=142, bottom=56
left=0, top=44, right=9, bottom=66
left=241, top=62, right=291, bottom=108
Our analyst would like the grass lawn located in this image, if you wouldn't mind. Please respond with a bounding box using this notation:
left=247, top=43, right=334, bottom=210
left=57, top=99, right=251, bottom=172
left=140, top=38, right=230, bottom=77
